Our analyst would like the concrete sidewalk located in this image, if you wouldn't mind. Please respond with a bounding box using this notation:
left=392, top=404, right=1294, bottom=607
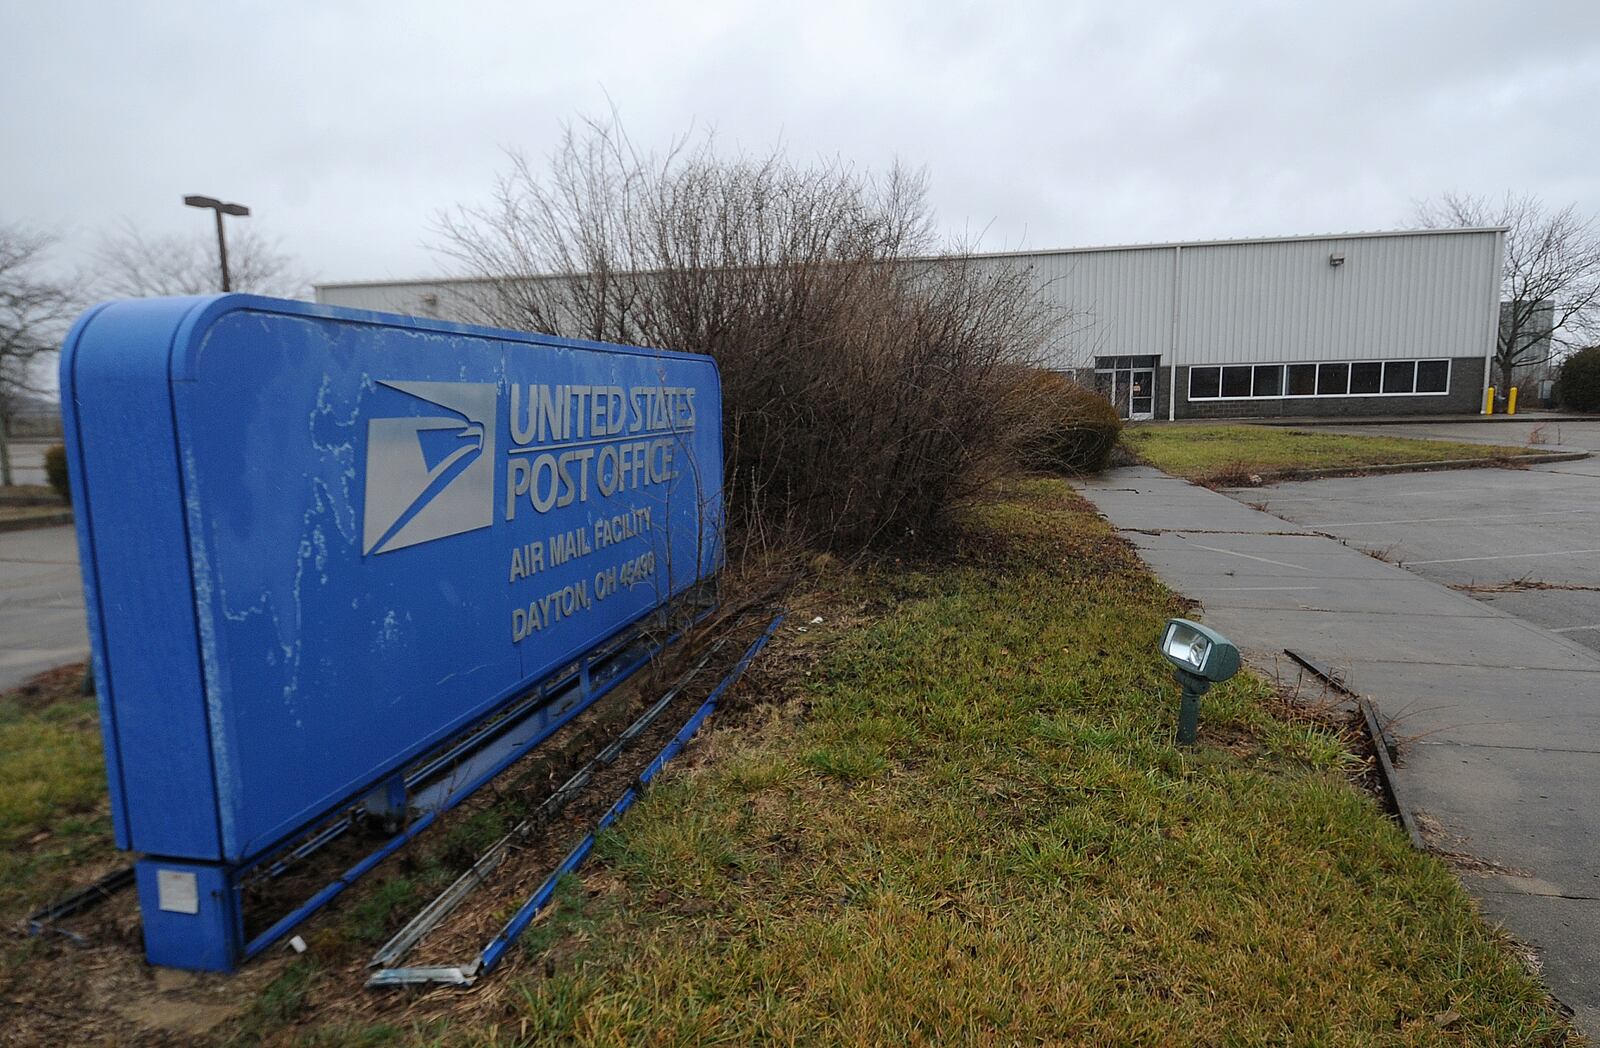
left=1076, top=466, right=1600, bottom=1034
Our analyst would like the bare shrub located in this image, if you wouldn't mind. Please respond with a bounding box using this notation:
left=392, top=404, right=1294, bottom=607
left=436, top=118, right=1068, bottom=554
left=1020, top=371, right=1124, bottom=475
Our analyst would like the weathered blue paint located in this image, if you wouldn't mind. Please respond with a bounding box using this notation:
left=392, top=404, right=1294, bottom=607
left=134, top=861, right=241, bottom=971
left=61, top=295, right=723, bottom=968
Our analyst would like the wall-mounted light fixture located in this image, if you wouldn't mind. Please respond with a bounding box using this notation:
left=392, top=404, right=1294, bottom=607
left=1329, top=252, right=1346, bottom=267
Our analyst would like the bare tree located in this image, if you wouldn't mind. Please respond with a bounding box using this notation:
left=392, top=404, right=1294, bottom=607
left=91, top=220, right=311, bottom=299
left=0, top=224, right=78, bottom=486
left=1416, top=192, right=1600, bottom=399
left=434, top=117, right=1065, bottom=554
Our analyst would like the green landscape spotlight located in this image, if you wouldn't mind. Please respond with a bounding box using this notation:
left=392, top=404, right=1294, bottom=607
left=1159, top=618, right=1240, bottom=745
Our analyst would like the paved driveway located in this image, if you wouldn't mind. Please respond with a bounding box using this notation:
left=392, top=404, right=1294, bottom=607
left=0, top=525, right=87, bottom=690
left=1237, top=432, right=1600, bottom=652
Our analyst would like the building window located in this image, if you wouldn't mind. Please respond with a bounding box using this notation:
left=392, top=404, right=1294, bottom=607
left=1287, top=364, right=1318, bottom=396
left=1349, top=362, right=1382, bottom=395
left=1187, top=358, right=1454, bottom=400
left=1383, top=360, right=1416, bottom=394
left=1317, top=363, right=1349, bottom=396
left=1220, top=366, right=1253, bottom=398
left=1416, top=359, right=1450, bottom=393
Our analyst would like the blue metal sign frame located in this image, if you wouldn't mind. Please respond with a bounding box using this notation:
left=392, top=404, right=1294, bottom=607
left=60, top=295, right=724, bottom=970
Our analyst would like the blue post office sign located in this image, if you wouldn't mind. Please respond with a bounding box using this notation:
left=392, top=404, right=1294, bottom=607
left=61, top=296, right=723, bottom=965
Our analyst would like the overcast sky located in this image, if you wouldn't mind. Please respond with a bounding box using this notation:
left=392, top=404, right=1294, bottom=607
left=5, top=0, right=1599, bottom=289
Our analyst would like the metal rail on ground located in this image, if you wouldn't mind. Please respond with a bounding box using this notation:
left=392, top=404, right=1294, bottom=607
left=1284, top=647, right=1425, bottom=850
left=367, top=626, right=745, bottom=969
left=23, top=598, right=717, bottom=954
left=368, top=611, right=786, bottom=988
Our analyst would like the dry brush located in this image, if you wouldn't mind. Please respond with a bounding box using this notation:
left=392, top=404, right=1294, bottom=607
left=436, top=119, right=1086, bottom=554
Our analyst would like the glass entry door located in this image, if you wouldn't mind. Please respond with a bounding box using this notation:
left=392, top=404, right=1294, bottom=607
left=1128, top=367, right=1154, bottom=420
left=1093, top=356, right=1159, bottom=421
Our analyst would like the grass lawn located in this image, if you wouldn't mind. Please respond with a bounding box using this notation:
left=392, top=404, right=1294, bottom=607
left=0, top=482, right=1575, bottom=1044
left=0, top=666, right=114, bottom=920
left=1124, top=424, right=1539, bottom=484
left=429, top=481, right=1569, bottom=1045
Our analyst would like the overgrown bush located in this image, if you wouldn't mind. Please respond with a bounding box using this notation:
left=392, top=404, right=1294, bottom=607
left=1021, top=371, right=1124, bottom=474
left=437, top=119, right=1069, bottom=553
left=43, top=443, right=70, bottom=502
left=1555, top=346, right=1600, bottom=412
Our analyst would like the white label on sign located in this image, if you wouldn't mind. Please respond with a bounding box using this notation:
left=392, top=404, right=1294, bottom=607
left=156, top=870, right=200, bottom=915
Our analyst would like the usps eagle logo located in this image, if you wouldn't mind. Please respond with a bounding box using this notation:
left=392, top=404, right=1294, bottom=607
left=362, top=381, right=497, bottom=555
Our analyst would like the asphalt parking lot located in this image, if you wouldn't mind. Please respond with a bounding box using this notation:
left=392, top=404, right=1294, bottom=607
left=1239, top=419, right=1600, bottom=652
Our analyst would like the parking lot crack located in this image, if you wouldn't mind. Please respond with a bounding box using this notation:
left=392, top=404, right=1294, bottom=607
left=1415, top=739, right=1600, bottom=756
left=1476, top=887, right=1600, bottom=902
left=1117, top=527, right=1319, bottom=537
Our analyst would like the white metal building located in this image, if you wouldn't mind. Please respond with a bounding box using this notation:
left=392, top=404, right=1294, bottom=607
left=317, top=226, right=1505, bottom=421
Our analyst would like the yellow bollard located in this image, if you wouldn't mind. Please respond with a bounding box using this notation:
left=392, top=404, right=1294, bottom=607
left=1508, top=386, right=1519, bottom=415
left=1484, top=386, right=1495, bottom=414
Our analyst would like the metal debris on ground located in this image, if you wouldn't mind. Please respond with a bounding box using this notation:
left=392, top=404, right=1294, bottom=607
left=24, top=864, right=136, bottom=946
left=367, top=612, right=786, bottom=988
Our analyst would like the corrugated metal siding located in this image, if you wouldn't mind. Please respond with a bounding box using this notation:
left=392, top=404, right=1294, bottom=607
left=1174, top=231, right=1500, bottom=365
left=314, top=281, right=467, bottom=318
left=316, top=229, right=1502, bottom=371
left=1014, top=248, right=1175, bottom=369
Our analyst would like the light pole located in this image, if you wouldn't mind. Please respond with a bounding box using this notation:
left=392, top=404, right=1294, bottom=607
left=183, top=195, right=250, bottom=292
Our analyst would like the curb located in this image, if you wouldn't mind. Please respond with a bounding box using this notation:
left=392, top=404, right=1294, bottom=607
left=1250, top=414, right=1594, bottom=427
left=0, top=510, right=73, bottom=534
left=1217, top=450, right=1590, bottom=486
left=0, top=494, right=66, bottom=508
left=1283, top=651, right=1427, bottom=850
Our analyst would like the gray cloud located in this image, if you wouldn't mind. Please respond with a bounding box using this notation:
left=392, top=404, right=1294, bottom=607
left=4, top=0, right=1598, bottom=286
